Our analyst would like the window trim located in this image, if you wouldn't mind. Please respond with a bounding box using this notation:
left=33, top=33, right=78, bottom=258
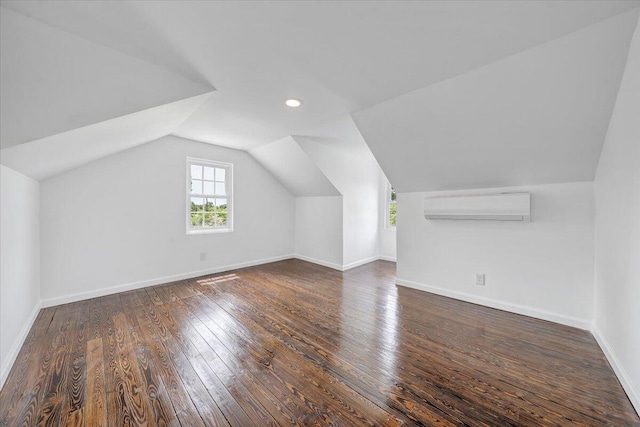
left=186, top=157, right=233, bottom=234
left=386, top=180, right=397, bottom=230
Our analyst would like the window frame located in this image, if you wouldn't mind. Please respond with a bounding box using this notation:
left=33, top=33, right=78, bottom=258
left=386, top=180, right=397, bottom=230
left=186, top=157, right=233, bottom=234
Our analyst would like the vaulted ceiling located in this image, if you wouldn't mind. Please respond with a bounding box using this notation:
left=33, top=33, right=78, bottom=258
left=0, top=7, right=213, bottom=149
left=353, top=8, right=640, bottom=191
left=1, top=1, right=638, bottom=191
left=249, top=136, right=340, bottom=197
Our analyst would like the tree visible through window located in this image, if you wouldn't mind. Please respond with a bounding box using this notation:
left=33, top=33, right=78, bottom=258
left=388, top=183, right=397, bottom=227
left=187, top=158, right=232, bottom=232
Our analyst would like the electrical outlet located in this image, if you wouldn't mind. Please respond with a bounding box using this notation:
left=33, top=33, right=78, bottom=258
left=200, top=252, right=206, bottom=261
left=475, top=274, right=485, bottom=286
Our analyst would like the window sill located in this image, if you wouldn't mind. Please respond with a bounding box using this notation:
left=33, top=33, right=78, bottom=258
left=187, top=228, right=233, bottom=235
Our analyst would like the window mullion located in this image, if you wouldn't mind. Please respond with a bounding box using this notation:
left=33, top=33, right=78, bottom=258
left=187, top=160, right=231, bottom=233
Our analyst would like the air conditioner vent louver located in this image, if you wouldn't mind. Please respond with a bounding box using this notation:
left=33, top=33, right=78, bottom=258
left=424, top=192, right=530, bottom=222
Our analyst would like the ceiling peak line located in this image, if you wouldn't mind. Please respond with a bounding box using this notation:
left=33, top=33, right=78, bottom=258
left=351, top=6, right=640, bottom=117
left=0, top=3, right=213, bottom=89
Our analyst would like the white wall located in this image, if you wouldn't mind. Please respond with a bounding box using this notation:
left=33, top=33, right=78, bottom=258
left=294, top=117, right=380, bottom=267
left=593, top=13, right=640, bottom=413
left=396, top=182, right=595, bottom=328
left=40, top=135, right=295, bottom=304
left=341, top=179, right=379, bottom=268
left=378, top=170, right=397, bottom=261
left=0, top=165, right=40, bottom=388
left=294, top=196, right=343, bottom=269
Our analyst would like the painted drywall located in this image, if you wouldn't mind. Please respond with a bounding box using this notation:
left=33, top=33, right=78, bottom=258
left=0, top=165, right=40, bottom=388
left=353, top=9, right=639, bottom=192
left=342, top=191, right=379, bottom=268
left=294, top=196, right=343, bottom=269
left=294, top=116, right=380, bottom=267
left=0, top=92, right=212, bottom=181
left=0, top=7, right=211, bottom=148
left=378, top=170, right=397, bottom=261
left=39, top=135, right=295, bottom=303
left=249, top=136, right=340, bottom=197
left=6, top=1, right=639, bottom=151
left=396, top=182, right=595, bottom=328
left=593, top=12, right=640, bottom=413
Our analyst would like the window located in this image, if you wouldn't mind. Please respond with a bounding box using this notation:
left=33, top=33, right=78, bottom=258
left=387, top=181, right=396, bottom=228
left=187, top=158, right=232, bottom=233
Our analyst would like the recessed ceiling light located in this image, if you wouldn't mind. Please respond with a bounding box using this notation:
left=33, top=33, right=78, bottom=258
left=285, top=98, right=302, bottom=108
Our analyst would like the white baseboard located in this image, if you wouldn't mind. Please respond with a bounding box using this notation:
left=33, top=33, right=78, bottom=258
left=0, top=300, right=41, bottom=390
left=293, top=254, right=343, bottom=271
left=293, top=254, right=395, bottom=271
left=592, top=324, right=640, bottom=415
left=40, top=254, right=295, bottom=308
left=378, top=255, right=397, bottom=262
left=342, top=256, right=380, bottom=271
left=40, top=253, right=396, bottom=308
left=395, top=277, right=591, bottom=330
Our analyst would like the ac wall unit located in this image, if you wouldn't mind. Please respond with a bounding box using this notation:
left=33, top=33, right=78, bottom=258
left=424, top=192, right=530, bottom=221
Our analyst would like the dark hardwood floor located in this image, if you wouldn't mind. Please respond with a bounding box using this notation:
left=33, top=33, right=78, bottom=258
left=1, top=259, right=638, bottom=426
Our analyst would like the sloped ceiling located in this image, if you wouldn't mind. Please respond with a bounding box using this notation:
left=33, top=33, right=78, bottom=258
left=353, top=9, right=640, bottom=192
left=290, top=116, right=383, bottom=195
left=1, top=1, right=639, bottom=190
left=3, top=1, right=639, bottom=151
left=0, top=8, right=212, bottom=149
left=249, top=137, right=340, bottom=197
left=1, top=93, right=212, bottom=180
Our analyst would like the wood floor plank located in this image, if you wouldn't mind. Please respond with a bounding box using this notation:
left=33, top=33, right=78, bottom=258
left=240, top=262, right=624, bottom=423
left=227, top=270, right=598, bottom=425
left=132, top=298, right=219, bottom=427
left=112, top=312, right=155, bottom=426
left=167, top=299, right=295, bottom=426
left=179, top=296, right=347, bottom=426
left=0, top=307, right=52, bottom=425
left=85, top=337, right=107, bottom=427
left=172, top=298, right=296, bottom=426
left=1, top=259, right=639, bottom=426
left=141, top=299, right=277, bottom=426
left=203, top=277, right=467, bottom=426
left=120, top=291, right=182, bottom=427
left=12, top=304, right=79, bottom=427
left=190, top=292, right=406, bottom=427
left=62, top=300, right=91, bottom=425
